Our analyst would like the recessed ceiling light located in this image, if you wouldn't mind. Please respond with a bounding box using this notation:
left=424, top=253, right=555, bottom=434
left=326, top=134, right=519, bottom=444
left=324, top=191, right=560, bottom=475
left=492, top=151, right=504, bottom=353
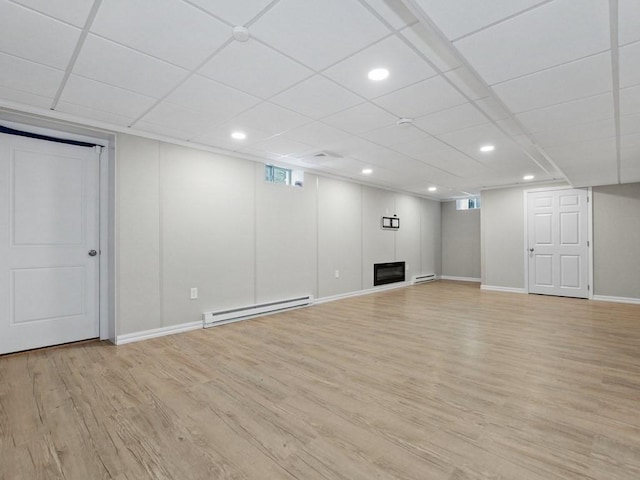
left=480, top=145, right=495, bottom=153
left=368, top=68, right=389, bottom=81
left=231, top=131, right=246, bottom=140
left=523, top=174, right=535, bottom=180
left=362, top=168, right=372, bottom=174
left=428, top=187, right=437, bottom=192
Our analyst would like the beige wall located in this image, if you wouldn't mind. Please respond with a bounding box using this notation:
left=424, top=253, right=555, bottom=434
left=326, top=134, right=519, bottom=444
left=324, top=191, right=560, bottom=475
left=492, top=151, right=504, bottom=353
left=116, top=134, right=443, bottom=336
left=593, top=183, right=640, bottom=299
left=441, top=201, right=480, bottom=279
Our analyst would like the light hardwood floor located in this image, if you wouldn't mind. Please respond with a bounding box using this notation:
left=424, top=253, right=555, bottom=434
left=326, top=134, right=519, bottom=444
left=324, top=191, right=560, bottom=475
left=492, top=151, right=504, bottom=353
left=1, top=281, right=640, bottom=480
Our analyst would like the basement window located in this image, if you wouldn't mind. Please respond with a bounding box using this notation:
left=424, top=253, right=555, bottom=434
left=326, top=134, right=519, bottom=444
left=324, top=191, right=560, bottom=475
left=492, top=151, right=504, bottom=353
left=456, top=197, right=481, bottom=210
left=265, top=165, right=304, bottom=187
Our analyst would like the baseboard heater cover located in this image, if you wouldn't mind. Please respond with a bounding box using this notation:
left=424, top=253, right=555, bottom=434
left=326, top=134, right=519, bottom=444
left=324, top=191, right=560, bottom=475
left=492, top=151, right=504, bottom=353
left=203, top=295, right=313, bottom=328
left=412, top=273, right=436, bottom=284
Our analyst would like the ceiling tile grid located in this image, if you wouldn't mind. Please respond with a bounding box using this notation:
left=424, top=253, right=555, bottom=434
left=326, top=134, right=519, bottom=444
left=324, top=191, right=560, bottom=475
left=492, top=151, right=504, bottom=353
left=1, top=0, right=639, bottom=197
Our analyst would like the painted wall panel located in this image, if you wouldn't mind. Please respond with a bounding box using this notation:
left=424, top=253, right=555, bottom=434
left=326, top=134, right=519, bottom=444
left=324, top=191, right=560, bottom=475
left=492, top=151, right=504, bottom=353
left=317, top=177, right=362, bottom=298
left=441, top=201, right=480, bottom=279
left=255, top=169, right=318, bottom=302
left=159, top=143, right=255, bottom=326
left=116, top=134, right=161, bottom=335
left=421, top=198, right=442, bottom=276
left=395, top=194, right=422, bottom=281
left=362, top=187, right=396, bottom=288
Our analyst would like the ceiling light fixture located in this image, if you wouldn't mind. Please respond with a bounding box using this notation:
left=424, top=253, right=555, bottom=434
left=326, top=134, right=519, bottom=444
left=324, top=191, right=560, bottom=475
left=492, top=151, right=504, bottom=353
left=368, top=68, right=389, bottom=81
left=523, top=174, right=535, bottom=180
left=428, top=186, right=437, bottom=192
left=362, top=168, right=372, bottom=174
left=480, top=145, right=495, bottom=153
left=232, top=26, right=250, bottom=42
left=231, top=131, right=247, bottom=140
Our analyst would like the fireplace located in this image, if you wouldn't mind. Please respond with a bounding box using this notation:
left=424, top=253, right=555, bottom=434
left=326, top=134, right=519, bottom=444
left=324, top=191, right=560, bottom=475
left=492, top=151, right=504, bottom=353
left=374, top=261, right=406, bottom=286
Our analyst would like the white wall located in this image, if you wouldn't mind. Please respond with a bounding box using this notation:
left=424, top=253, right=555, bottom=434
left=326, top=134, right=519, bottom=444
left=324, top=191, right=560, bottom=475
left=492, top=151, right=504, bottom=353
left=441, top=201, right=480, bottom=279
left=116, top=134, right=442, bottom=336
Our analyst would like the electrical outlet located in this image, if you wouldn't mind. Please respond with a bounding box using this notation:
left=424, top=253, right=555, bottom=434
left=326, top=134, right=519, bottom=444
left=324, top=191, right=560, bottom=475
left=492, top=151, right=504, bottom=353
left=190, top=287, right=198, bottom=300
left=335, top=270, right=340, bottom=279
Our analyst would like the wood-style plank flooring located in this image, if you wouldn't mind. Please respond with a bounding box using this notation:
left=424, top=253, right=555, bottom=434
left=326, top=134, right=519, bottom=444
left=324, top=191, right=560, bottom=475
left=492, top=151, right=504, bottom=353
left=2, top=281, right=640, bottom=479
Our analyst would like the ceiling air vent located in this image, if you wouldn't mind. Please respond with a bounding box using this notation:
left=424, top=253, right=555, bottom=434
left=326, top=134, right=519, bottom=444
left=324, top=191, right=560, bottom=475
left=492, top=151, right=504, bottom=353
left=304, top=151, right=343, bottom=163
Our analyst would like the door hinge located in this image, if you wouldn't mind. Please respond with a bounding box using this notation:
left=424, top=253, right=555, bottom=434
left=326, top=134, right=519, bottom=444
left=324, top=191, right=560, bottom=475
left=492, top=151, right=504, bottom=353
left=588, top=285, right=590, bottom=291
left=587, top=196, right=590, bottom=203
left=587, top=240, right=590, bottom=247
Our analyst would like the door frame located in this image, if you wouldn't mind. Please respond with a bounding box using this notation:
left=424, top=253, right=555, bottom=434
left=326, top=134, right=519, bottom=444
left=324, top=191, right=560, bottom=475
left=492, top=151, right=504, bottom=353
left=523, top=186, right=593, bottom=299
left=1, top=117, right=115, bottom=342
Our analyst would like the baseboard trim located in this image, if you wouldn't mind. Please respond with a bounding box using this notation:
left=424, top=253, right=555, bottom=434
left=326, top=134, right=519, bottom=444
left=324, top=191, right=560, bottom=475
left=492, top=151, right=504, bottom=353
left=315, top=281, right=412, bottom=305
left=116, top=321, right=202, bottom=345
left=481, top=285, right=527, bottom=294
left=592, top=295, right=640, bottom=305
left=440, top=276, right=481, bottom=283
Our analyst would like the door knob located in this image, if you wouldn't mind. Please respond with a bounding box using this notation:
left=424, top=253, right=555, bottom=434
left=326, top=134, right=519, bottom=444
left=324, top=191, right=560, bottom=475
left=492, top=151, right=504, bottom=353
left=529, top=248, right=534, bottom=252
left=88, top=250, right=98, bottom=256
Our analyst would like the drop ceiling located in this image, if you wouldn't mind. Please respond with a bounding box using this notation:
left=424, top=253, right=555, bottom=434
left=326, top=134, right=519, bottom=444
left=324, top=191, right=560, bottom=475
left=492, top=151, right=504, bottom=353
left=0, top=0, right=638, bottom=198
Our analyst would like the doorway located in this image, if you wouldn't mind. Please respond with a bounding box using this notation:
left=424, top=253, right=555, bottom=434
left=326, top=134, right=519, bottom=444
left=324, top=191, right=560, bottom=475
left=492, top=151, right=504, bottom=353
left=0, top=132, right=101, bottom=354
left=526, top=187, right=590, bottom=298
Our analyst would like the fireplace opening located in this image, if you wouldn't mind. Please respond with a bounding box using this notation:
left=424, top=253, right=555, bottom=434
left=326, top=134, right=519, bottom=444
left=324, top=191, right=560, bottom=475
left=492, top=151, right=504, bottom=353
left=374, top=261, right=406, bottom=286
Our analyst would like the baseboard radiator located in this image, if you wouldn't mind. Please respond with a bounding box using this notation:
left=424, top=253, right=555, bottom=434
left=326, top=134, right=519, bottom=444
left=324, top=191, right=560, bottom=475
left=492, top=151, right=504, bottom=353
left=203, top=295, right=313, bottom=328
left=412, top=273, right=436, bottom=284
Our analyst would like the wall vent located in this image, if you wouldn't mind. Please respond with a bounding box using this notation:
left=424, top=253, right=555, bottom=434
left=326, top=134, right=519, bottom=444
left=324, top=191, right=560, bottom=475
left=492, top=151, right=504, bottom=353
left=203, top=295, right=313, bottom=328
left=412, top=274, right=436, bottom=284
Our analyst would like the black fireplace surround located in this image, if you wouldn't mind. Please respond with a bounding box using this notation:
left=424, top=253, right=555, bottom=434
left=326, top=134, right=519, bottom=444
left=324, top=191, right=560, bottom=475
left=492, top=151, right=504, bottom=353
left=373, top=261, right=406, bottom=286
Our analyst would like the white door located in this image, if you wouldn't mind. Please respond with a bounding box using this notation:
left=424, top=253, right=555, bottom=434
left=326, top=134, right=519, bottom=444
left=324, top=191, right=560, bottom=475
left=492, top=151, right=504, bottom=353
left=527, top=188, right=589, bottom=298
left=0, top=133, right=100, bottom=355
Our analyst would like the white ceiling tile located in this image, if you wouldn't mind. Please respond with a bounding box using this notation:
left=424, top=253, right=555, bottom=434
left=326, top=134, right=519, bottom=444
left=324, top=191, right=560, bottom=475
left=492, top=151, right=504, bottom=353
left=413, top=0, right=547, bottom=40
left=0, top=1, right=80, bottom=69
left=454, top=0, right=610, bottom=86
left=516, top=93, right=614, bottom=133
left=474, top=97, right=510, bottom=121
left=436, top=122, right=507, bottom=151
left=443, top=67, right=488, bottom=101
left=390, top=135, right=447, bottom=160
left=413, top=102, right=488, bottom=135
left=0, top=52, right=63, bottom=98
left=56, top=101, right=134, bottom=126
left=186, top=0, right=275, bottom=25
left=323, top=36, right=435, bottom=99
left=0, top=85, right=51, bottom=109
left=11, top=0, right=94, bottom=27
left=322, top=102, right=396, bottom=134
left=199, top=40, right=313, bottom=99
left=194, top=123, right=272, bottom=150
left=532, top=118, right=615, bottom=148
left=620, top=84, right=640, bottom=115
left=134, top=120, right=197, bottom=141
left=360, top=123, right=429, bottom=147
left=619, top=0, right=640, bottom=46
left=227, top=102, right=312, bottom=136
left=251, top=0, right=390, bottom=70
left=399, top=23, right=460, bottom=72
left=621, top=113, right=640, bottom=136
left=418, top=147, right=485, bottom=177
left=73, top=35, right=187, bottom=98
left=249, top=135, right=314, bottom=157
left=364, top=0, right=417, bottom=29
left=91, top=0, right=229, bottom=70
left=374, top=75, right=467, bottom=118
left=285, top=122, right=351, bottom=147
left=60, top=75, right=157, bottom=119
left=619, top=41, right=640, bottom=89
left=270, top=75, right=363, bottom=119
left=136, top=102, right=220, bottom=138
left=544, top=138, right=618, bottom=186
left=165, top=75, right=260, bottom=123
left=492, top=52, right=612, bottom=114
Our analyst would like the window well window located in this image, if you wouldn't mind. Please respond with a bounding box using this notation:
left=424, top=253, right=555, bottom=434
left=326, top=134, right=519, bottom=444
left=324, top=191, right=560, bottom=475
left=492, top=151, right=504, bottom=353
left=456, top=197, right=480, bottom=210
left=265, top=165, right=303, bottom=187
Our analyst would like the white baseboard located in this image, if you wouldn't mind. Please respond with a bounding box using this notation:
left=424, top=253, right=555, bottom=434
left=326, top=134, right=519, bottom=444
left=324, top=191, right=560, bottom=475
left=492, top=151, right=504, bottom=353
left=115, top=321, right=202, bottom=345
left=480, top=285, right=527, bottom=294
left=440, top=276, right=481, bottom=283
left=592, top=295, right=640, bottom=305
left=315, top=281, right=411, bottom=305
